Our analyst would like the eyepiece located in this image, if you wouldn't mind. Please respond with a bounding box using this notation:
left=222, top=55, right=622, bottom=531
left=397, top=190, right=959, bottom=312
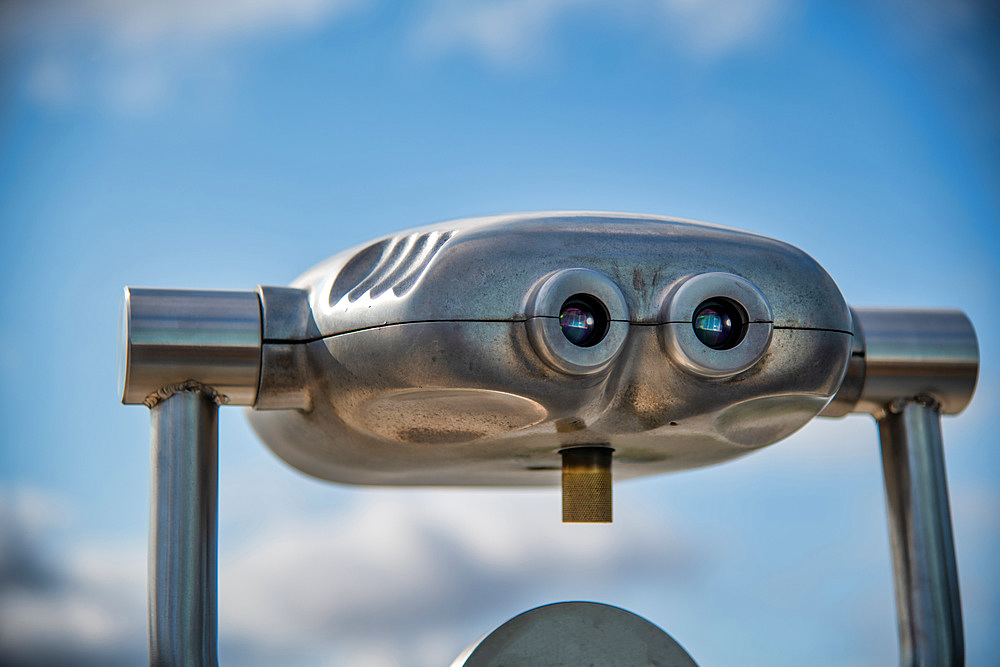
left=559, top=295, right=609, bottom=347
left=692, top=299, right=746, bottom=350
left=660, top=272, right=773, bottom=378
left=526, top=268, right=629, bottom=375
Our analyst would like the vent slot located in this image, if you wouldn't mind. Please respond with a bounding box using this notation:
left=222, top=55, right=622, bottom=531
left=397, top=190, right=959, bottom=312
left=329, top=231, right=454, bottom=306
left=392, top=231, right=453, bottom=297
left=328, top=240, right=388, bottom=306
left=370, top=233, right=433, bottom=299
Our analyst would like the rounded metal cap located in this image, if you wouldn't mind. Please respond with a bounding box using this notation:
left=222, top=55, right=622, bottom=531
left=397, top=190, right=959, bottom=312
left=824, top=308, right=979, bottom=417
left=120, top=288, right=262, bottom=406
left=451, top=601, right=698, bottom=667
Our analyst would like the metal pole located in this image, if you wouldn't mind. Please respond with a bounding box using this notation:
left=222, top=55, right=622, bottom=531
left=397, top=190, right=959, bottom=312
left=878, top=399, right=963, bottom=667
left=823, top=308, right=976, bottom=666
left=149, top=387, right=220, bottom=667
left=120, top=287, right=262, bottom=666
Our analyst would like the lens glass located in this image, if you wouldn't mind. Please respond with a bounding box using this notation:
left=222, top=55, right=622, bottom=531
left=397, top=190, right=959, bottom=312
left=693, top=299, right=745, bottom=349
left=559, top=295, right=609, bottom=347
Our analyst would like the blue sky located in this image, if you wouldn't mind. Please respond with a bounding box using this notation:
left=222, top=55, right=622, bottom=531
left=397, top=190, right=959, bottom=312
left=1, top=1, right=998, bottom=665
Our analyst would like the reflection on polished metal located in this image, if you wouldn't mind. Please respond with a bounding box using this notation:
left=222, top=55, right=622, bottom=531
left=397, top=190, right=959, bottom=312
left=120, top=288, right=261, bottom=406
left=249, top=213, right=853, bottom=487
left=451, top=602, right=698, bottom=666
left=149, top=388, right=219, bottom=667
left=561, top=447, right=613, bottom=523
left=879, top=400, right=963, bottom=667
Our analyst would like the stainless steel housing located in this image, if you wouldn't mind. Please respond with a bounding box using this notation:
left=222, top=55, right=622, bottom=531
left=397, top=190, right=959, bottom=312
left=248, top=212, right=854, bottom=486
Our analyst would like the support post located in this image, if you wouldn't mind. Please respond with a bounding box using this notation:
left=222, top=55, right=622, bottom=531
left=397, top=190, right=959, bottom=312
left=823, top=308, right=977, bottom=667
left=879, top=399, right=963, bottom=667
left=120, top=287, right=262, bottom=666
left=149, top=388, right=220, bottom=667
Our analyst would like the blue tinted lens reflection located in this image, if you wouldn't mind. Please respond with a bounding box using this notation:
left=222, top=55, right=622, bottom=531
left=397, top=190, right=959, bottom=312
left=560, top=306, right=596, bottom=345
left=693, top=303, right=737, bottom=349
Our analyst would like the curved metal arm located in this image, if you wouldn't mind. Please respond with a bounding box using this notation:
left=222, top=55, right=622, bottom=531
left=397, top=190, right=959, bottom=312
left=121, top=288, right=263, bottom=666
left=824, top=308, right=977, bottom=667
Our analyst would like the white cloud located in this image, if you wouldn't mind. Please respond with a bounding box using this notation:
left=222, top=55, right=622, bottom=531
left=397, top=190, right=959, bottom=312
left=5, top=0, right=366, bottom=49
left=7, top=0, right=791, bottom=112
left=24, top=58, right=78, bottom=109
left=4, top=0, right=369, bottom=113
left=3, top=434, right=997, bottom=666
left=0, top=489, right=146, bottom=666
left=218, top=489, right=694, bottom=666
left=0, top=487, right=67, bottom=591
left=413, top=0, right=593, bottom=67
left=412, top=0, right=789, bottom=67
left=0, top=484, right=696, bottom=666
left=653, top=0, right=787, bottom=58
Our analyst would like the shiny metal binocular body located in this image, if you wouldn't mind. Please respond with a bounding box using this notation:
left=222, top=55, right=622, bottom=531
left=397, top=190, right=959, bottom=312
left=248, top=212, right=857, bottom=485
left=120, top=212, right=978, bottom=666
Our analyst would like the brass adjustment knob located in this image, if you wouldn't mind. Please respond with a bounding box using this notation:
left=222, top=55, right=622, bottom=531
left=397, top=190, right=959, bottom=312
left=561, top=447, right=613, bottom=523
